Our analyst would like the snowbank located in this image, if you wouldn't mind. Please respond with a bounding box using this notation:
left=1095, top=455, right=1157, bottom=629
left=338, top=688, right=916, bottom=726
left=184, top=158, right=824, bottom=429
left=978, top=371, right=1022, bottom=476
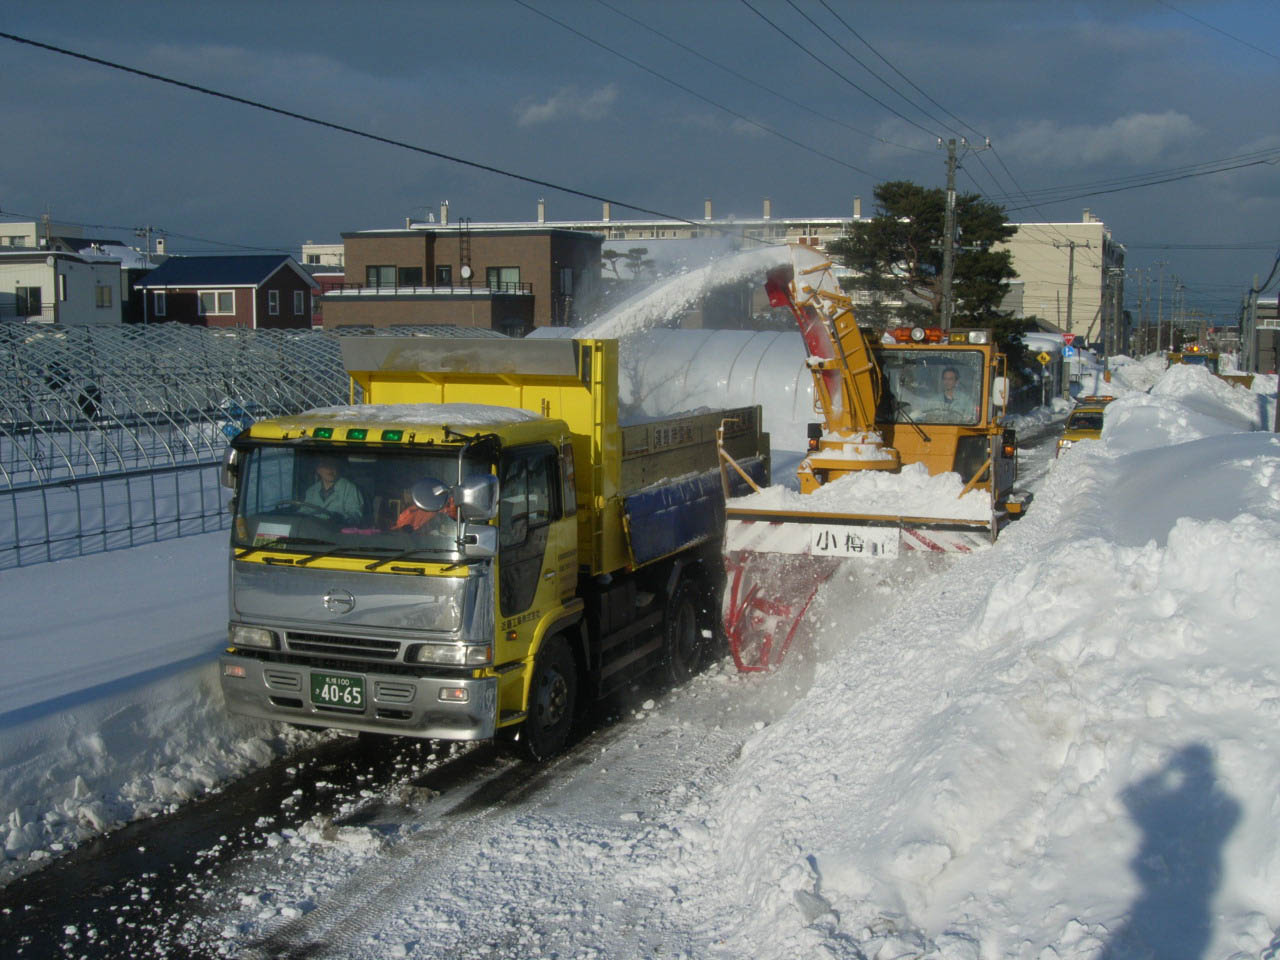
left=0, top=534, right=320, bottom=885
left=692, top=366, right=1280, bottom=958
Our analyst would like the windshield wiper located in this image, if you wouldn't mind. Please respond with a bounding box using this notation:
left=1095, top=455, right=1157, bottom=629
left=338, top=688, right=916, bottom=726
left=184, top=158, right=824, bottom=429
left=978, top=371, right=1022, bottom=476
left=893, top=400, right=932, bottom=443
left=361, top=546, right=442, bottom=572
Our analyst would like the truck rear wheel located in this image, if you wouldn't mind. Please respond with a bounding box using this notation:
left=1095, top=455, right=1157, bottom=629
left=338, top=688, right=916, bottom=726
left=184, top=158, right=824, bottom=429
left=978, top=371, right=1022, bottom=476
left=664, top=579, right=708, bottom=685
left=519, top=635, right=578, bottom=761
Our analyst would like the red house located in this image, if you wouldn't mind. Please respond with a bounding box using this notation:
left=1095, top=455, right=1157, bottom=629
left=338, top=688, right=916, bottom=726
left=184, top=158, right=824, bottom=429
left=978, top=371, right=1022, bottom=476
left=133, top=255, right=318, bottom=328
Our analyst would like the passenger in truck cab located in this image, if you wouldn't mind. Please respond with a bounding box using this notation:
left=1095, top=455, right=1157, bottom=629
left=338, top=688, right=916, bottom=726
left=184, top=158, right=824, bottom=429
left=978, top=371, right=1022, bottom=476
left=303, top=457, right=364, bottom=523
left=393, top=480, right=457, bottom=533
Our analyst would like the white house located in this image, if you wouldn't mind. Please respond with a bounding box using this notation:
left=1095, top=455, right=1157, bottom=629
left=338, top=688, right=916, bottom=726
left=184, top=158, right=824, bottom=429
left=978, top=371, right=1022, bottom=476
left=0, top=250, right=123, bottom=325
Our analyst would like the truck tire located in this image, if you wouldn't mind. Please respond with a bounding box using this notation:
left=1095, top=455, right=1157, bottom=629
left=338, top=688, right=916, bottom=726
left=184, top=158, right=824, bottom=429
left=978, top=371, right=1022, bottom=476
left=663, top=579, right=707, bottom=685
left=520, top=635, right=578, bottom=761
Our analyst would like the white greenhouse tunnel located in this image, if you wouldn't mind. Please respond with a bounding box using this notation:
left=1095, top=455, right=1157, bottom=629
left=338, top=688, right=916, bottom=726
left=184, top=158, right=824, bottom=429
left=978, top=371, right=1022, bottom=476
left=529, top=328, right=813, bottom=451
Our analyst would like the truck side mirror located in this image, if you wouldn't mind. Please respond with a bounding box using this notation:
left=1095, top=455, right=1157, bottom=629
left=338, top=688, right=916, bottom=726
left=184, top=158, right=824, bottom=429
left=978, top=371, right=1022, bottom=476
left=991, top=375, right=1008, bottom=408
left=455, top=475, right=498, bottom=521
left=220, top=446, right=239, bottom=489
left=462, top=523, right=497, bottom=558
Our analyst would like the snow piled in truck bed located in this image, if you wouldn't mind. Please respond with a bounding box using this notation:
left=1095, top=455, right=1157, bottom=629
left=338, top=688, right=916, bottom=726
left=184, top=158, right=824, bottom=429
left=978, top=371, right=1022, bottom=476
left=301, top=402, right=542, bottom=425
left=733, top=460, right=995, bottom=521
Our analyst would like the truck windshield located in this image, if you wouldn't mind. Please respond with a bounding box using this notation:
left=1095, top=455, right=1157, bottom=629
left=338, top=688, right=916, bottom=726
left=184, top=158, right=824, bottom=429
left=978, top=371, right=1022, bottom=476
left=875, top=349, right=985, bottom=426
left=233, top=445, right=490, bottom=560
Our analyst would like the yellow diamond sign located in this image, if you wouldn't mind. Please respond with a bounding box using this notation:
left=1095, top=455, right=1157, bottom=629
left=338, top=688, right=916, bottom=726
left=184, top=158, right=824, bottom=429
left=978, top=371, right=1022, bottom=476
left=1037, top=351, right=1051, bottom=365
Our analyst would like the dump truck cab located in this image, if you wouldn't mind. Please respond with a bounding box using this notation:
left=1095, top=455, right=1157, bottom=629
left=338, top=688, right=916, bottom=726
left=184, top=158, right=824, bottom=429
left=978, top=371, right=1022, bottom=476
left=222, top=409, right=580, bottom=741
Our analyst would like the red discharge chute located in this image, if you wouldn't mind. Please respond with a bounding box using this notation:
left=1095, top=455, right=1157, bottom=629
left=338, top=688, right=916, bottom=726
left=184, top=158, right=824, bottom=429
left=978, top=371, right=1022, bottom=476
left=722, top=549, right=843, bottom=672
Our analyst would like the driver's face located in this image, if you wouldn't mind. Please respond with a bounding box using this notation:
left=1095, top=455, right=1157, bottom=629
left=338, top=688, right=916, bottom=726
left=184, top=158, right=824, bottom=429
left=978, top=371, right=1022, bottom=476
left=942, top=371, right=958, bottom=391
left=315, top=464, right=338, bottom=485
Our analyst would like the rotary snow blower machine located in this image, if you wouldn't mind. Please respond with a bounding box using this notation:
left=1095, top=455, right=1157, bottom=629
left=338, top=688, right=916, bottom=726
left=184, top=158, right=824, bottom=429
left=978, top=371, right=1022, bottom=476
left=717, top=244, right=1028, bottom=671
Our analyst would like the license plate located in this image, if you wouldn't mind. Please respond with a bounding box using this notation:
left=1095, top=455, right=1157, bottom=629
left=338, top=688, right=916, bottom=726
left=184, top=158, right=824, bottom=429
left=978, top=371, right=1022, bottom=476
left=310, top=672, right=366, bottom=710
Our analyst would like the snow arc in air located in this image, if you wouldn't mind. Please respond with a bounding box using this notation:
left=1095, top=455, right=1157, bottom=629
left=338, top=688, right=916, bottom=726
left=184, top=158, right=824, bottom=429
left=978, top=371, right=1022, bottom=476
left=578, top=245, right=790, bottom=339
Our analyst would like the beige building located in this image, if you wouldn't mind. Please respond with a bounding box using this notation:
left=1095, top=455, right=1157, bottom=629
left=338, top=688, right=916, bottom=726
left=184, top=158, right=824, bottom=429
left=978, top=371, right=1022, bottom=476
left=300, top=242, right=344, bottom=267
left=996, top=209, right=1126, bottom=340
left=0, top=219, right=84, bottom=249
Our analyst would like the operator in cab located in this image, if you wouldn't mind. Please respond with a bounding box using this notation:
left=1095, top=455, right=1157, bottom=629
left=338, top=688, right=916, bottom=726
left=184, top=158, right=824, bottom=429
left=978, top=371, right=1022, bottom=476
left=303, top=456, right=364, bottom=523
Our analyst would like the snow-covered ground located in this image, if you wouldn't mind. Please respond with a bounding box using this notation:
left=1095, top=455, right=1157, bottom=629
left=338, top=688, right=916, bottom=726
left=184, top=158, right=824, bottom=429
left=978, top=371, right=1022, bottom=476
left=2, top=358, right=1278, bottom=959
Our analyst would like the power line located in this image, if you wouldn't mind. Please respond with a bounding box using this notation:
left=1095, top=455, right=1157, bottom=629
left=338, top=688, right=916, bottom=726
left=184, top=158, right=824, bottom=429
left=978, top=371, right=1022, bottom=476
left=510, top=0, right=881, bottom=178
left=0, top=29, right=785, bottom=245
left=780, top=0, right=962, bottom=139
left=590, top=0, right=928, bottom=154
left=1156, top=0, right=1280, bottom=64
left=0, top=207, right=294, bottom=253
left=1002, top=155, right=1280, bottom=210
left=815, top=0, right=985, bottom=141
left=737, top=0, right=938, bottom=139
left=982, top=147, right=1280, bottom=206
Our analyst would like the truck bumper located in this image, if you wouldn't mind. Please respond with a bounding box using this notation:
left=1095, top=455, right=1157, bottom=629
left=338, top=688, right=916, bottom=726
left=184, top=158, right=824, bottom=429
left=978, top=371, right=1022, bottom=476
left=219, top=654, right=498, bottom=740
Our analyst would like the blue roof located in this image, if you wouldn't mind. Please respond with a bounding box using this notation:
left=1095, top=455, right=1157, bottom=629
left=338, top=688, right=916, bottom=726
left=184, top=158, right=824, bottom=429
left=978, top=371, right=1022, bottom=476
left=135, top=254, right=307, bottom=288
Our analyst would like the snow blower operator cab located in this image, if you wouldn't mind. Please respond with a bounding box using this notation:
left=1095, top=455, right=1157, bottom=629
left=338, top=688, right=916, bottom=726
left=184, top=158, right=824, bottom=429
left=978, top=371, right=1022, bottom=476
left=218, top=337, right=768, bottom=759
left=719, top=244, right=1026, bottom=671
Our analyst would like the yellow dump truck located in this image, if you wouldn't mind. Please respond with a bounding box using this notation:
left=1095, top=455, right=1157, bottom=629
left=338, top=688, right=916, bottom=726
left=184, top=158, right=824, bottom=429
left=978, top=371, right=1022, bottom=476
left=219, top=337, right=767, bottom=758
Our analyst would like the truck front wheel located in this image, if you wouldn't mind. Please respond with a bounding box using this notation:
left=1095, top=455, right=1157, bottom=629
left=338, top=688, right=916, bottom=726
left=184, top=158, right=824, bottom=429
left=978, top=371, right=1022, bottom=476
left=520, top=635, right=578, bottom=761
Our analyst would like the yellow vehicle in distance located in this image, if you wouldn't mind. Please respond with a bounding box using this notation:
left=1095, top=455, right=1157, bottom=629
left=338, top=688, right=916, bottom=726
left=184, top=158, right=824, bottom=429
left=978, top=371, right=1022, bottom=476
left=1056, top=395, right=1114, bottom=457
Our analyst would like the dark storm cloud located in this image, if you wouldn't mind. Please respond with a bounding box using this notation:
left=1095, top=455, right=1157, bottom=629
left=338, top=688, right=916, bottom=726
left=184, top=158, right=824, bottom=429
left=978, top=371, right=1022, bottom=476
left=2, top=0, right=1276, bottom=315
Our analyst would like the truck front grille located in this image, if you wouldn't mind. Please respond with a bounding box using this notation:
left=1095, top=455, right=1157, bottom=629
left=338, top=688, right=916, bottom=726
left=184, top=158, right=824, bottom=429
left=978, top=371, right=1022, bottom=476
left=285, top=631, right=401, bottom=661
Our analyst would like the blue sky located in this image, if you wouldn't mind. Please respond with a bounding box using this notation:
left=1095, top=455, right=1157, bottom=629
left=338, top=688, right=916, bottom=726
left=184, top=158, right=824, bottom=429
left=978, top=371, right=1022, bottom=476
left=2, top=0, right=1277, bottom=323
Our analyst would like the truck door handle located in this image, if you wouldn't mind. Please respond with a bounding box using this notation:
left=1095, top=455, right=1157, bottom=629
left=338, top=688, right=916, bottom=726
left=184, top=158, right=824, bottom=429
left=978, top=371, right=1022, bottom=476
left=543, top=571, right=556, bottom=580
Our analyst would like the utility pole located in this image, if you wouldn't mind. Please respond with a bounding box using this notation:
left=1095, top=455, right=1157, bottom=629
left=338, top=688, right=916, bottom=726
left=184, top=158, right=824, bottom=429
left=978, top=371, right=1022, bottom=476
left=1053, top=240, right=1091, bottom=338
left=937, top=136, right=990, bottom=329
left=1172, top=279, right=1185, bottom=350
left=1109, top=268, right=1124, bottom=356
left=1153, top=260, right=1167, bottom=355
left=940, top=138, right=959, bottom=330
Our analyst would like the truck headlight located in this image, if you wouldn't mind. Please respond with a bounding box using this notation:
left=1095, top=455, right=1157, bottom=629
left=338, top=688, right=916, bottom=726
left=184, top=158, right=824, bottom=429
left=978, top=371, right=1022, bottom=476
left=411, top=642, right=493, bottom=666
left=1058, top=439, right=1072, bottom=450
left=229, top=624, right=277, bottom=649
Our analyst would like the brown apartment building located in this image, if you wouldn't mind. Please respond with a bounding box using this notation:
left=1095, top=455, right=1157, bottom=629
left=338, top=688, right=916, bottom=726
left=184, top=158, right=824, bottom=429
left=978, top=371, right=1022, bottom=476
left=321, top=224, right=603, bottom=336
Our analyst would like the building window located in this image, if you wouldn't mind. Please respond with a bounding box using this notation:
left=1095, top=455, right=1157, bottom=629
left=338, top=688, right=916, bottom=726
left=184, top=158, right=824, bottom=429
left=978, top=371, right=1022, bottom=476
left=366, top=265, right=394, bottom=288
left=58, top=274, right=68, bottom=301
left=16, top=286, right=41, bottom=317
left=486, top=266, right=521, bottom=292
left=305, top=254, right=320, bottom=264
left=268, top=290, right=280, bottom=315
left=558, top=267, right=573, bottom=295
left=154, top=291, right=167, bottom=316
left=397, top=266, right=423, bottom=287
left=199, top=290, right=235, bottom=315
left=293, top=290, right=304, bottom=315
left=95, top=285, right=112, bottom=308
left=435, top=265, right=452, bottom=286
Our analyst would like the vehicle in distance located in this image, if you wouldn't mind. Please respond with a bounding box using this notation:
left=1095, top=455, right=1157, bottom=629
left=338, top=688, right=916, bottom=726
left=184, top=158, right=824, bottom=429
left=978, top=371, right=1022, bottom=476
left=1056, top=396, right=1113, bottom=456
